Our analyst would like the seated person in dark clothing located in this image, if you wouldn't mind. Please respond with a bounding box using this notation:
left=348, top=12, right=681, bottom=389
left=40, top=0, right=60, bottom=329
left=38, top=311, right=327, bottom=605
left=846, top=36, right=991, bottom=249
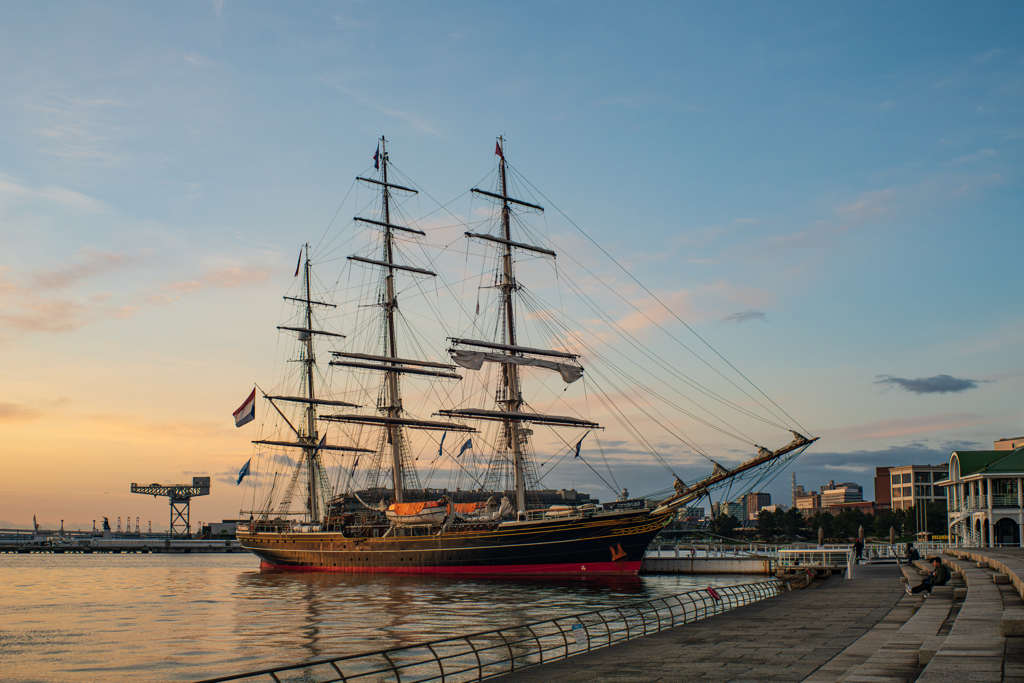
left=907, top=557, right=951, bottom=595
left=905, top=542, right=920, bottom=564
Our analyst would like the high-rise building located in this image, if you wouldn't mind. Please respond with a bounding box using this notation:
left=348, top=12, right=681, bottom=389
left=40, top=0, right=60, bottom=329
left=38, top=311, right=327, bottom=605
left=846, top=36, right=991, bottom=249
left=820, top=480, right=863, bottom=506
left=746, top=492, right=771, bottom=521
left=885, top=464, right=948, bottom=511
left=874, top=466, right=892, bottom=507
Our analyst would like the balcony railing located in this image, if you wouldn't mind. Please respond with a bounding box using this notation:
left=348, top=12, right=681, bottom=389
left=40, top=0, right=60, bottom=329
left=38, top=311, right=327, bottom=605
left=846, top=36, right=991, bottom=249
left=950, top=493, right=1021, bottom=512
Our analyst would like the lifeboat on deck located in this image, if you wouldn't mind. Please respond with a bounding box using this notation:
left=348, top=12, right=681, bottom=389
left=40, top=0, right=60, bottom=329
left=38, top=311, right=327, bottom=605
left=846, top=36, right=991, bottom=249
left=385, top=500, right=448, bottom=526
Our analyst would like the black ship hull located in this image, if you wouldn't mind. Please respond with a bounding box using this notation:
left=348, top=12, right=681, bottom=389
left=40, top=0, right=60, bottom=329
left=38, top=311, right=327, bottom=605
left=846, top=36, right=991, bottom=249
left=238, top=508, right=672, bottom=576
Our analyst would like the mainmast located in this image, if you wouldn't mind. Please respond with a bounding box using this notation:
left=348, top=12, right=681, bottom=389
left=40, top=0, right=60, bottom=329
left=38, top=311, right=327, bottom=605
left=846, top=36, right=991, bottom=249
left=380, top=139, right=405, bottom=503
left=302, top=245, right=320, bottom=521
left=496, top=139, right=528, bottom=514
left=327, top=137, right=472, bottom=505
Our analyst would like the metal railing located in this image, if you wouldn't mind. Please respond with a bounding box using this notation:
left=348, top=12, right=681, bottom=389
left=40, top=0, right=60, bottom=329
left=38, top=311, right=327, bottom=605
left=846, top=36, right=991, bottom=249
left=195, top=580, right=783, bottom=683
left=777, top=546, right=853, bottom=568
left=647, top=542, right=784, bottom=558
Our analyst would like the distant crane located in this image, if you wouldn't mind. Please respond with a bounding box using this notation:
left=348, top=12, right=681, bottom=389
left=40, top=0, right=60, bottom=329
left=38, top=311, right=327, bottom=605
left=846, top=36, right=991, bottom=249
left=130, top=477, right=210, bottom=538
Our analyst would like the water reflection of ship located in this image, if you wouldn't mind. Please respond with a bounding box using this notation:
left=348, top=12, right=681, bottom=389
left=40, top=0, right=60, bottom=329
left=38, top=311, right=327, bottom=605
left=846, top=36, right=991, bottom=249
left=231, top=571, right=655, bottom=659
left=236, top=137, right=817, bottom=575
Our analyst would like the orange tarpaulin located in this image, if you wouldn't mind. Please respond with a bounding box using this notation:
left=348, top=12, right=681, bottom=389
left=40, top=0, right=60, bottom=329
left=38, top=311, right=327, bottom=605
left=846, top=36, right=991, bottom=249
left=452, top=502, right=483, bottom=514
left=388, top=501, right=444, bottom=515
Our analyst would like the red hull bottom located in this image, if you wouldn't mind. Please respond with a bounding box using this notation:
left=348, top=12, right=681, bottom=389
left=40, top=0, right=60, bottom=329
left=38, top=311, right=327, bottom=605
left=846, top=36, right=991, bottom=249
left=258, top=559, right=642, bottom=576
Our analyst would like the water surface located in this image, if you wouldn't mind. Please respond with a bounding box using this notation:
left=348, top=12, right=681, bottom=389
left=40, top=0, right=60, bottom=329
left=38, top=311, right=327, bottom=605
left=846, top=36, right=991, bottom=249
left=0, top=553, right=759, bottom=682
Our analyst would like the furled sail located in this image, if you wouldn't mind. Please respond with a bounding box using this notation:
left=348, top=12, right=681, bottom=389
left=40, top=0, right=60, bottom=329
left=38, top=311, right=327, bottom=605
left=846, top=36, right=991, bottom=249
left=450, top=349, right=583, bottom=384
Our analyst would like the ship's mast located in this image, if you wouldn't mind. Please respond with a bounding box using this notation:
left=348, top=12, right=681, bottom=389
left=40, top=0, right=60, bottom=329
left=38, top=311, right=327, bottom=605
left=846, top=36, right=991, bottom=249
left=496, top=138, right=527, bottom=514
left=301, top=244, right=321, bottom=522
left=379, top=139, right=406, bottom=503
left=440, top=138, right=600, bottom=511
left=326, top=137, right=473, bottom=508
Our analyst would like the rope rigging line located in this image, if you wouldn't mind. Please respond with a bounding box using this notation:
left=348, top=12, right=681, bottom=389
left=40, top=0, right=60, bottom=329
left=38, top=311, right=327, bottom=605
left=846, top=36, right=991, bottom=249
left=511, top=163, right=811, bottom=437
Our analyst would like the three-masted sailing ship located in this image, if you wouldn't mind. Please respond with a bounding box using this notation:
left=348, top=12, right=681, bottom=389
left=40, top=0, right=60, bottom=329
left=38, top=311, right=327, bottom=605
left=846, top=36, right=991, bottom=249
left=235, top=137, right=817, bottom=575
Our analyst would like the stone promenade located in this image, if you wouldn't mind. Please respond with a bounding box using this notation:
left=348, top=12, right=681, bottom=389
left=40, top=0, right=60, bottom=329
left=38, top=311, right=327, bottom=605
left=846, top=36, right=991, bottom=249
left=489, top=555, right=1024, bottom=683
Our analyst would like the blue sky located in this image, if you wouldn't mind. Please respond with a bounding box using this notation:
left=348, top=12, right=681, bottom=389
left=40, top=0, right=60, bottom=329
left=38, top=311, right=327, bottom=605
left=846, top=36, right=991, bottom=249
left=1, top=1, right=1022, bottom=527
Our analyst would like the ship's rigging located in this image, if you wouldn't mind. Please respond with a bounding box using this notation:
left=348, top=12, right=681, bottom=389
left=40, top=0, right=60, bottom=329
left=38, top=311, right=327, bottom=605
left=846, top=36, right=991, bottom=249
left=240, top=137, right=817, bottom=529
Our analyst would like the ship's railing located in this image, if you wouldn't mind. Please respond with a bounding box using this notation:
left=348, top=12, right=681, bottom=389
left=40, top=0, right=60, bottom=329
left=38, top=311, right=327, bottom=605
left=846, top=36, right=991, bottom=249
left=194, top=579, right=784, bottom=683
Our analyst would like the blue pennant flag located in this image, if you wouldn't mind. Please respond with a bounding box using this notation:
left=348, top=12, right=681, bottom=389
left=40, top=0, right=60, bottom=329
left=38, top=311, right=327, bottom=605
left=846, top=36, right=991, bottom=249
left=236, top=459, right=251, bottom=485
left=373, top=143, right=380, bottom=170
left=458, top=438, right=473, bottom=457
left=574, top=437, right=584, bottom=459
left=314, top=432, right=327, bottom=452
left=438, top=431, right=446, bottom=458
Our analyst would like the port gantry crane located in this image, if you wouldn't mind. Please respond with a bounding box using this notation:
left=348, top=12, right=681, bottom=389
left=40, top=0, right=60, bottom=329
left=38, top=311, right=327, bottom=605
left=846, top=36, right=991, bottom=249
left=130, top=477, right=210, bottom=538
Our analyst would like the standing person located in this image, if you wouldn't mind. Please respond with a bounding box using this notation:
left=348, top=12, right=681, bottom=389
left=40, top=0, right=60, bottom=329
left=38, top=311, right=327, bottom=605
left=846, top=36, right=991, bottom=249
left=906, top=557, right=951, bottom=596
left=853, top=538, right=864, bottom=564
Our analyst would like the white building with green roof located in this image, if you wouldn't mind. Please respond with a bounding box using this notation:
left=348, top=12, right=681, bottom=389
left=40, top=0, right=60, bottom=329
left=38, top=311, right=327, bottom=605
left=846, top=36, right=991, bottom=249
left=939, top=447, right=1024, bottom=547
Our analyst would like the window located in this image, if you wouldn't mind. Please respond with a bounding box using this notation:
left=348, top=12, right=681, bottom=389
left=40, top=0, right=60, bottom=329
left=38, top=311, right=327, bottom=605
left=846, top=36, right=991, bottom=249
left=892, top=474, right=901, bottom=484
left=933, top=472, right=948, bottom=481
left=903, top=486, right=913, bottom=497
left=893, top=487, right=902, bottom=499
left=916, top=485, right=931, bottom=497
left=902, top=473, right=912, bottom=484
left=915, top=472, right=931, bottom=483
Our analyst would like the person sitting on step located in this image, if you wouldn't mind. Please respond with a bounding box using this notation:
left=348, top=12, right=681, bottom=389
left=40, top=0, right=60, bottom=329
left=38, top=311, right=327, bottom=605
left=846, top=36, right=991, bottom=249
left=906, top=557, right=950, bottom=596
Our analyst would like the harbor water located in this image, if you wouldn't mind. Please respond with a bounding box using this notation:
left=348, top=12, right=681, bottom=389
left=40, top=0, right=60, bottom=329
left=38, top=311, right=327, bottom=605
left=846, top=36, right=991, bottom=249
left=1, top=553, right=757, bottom=682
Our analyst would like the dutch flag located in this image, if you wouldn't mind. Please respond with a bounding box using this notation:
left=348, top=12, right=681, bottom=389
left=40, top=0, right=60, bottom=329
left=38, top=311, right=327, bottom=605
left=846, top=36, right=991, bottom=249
left=233, top=388, right=256, bottom=428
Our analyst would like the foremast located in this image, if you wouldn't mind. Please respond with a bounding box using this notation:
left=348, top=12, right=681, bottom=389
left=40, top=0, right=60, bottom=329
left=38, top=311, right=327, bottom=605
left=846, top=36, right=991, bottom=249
left=252, top=245, right=368, bottom=524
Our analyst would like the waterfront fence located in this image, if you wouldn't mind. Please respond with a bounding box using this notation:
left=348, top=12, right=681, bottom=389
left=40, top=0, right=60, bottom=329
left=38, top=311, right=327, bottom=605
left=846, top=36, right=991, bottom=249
left=196, top=579, right=784, bottom=683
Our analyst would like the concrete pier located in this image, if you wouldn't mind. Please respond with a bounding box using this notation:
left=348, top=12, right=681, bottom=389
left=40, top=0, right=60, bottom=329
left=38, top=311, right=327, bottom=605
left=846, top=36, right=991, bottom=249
left=489, top=553, right=1024, bottom=682
left=641, top=556, right=773, bottom=574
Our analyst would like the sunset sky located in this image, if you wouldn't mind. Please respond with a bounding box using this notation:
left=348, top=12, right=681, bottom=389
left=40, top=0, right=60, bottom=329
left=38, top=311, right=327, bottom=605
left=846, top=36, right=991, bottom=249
left=1, top=2, right=1022, bottom=530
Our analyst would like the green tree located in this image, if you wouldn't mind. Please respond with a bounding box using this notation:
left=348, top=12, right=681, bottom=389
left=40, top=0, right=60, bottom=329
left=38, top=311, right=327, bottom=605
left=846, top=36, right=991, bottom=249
left=710, top=513, right=740, bottom=538
left=806, top=511, right=835, bottom=541
left=757, top=509, right=779, bottom=541
left=779, top=507, right=806, bottom=540
left=833, top=508, right=873, bottom=540
left=872, top=508, right=907, bottom=539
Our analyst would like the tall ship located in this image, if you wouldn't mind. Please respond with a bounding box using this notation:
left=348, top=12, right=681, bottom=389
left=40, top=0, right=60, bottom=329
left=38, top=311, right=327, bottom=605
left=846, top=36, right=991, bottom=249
left=235, top=137, right=817, bottom=575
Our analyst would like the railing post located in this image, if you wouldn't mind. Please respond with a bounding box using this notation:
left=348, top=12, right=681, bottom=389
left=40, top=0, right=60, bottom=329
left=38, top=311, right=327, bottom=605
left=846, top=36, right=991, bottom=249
left=379, top=652, right=402, bottom=683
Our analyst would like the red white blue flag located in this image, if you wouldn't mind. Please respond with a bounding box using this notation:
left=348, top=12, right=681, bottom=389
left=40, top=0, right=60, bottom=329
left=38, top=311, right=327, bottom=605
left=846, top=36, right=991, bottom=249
left=233, top=388, right=256, bottom=428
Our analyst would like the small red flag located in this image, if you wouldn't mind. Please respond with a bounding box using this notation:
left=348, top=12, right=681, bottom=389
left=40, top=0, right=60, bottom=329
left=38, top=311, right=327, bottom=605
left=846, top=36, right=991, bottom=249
left=495, top=141, right=504, bottom=159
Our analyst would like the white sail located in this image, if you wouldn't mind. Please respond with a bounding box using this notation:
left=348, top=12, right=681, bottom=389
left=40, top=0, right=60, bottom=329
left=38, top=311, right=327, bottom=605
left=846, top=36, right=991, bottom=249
left=450, top=349, right=583, bottom=384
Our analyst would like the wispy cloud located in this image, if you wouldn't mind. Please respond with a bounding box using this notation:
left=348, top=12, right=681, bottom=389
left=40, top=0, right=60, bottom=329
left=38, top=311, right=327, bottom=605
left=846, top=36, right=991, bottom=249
left=24, top=96, right=130, bottom=166
left=0, top=173, right=108, bottom=213
left=143, top=265, right=274, bottom=305
left=820, top=412, right=995, bottom=441
left=316, top=78, right=444, bottom=138
left=875, top=374, right=988, bottom=395
left=944, top=148, right=996, bottom=166
left=974, top=48, right=1007, bottom=63
left=721, top=310, right=767, bottom=324
left=32, top=248, right=129, bottom=289
left=0, top=250, right=144, bottom=335
left=0, top=402, right=43, bottom=422
left=0, top=254, right=274, bottom=339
